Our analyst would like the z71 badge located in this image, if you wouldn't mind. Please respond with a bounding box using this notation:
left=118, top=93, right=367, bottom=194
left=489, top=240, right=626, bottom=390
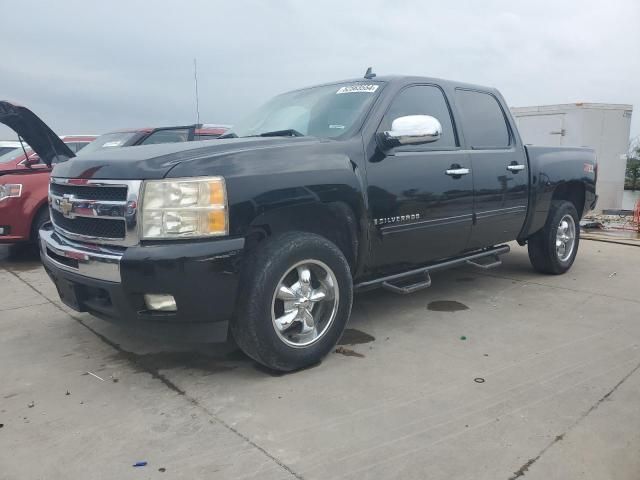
left=374, top=213, right=421, bottom=226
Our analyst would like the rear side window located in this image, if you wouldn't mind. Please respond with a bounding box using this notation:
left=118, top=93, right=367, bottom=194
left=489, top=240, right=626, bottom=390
left=381, top=85, right=456, bottom=148
left=74, top=142, right=90, bottom=152
left=455, top=89, right=510, bottom=148
left=141, top=129, right=190, bottom=145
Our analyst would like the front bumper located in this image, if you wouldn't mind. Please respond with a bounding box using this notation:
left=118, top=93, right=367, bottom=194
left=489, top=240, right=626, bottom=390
left=40, top=225, right=245, bottom=342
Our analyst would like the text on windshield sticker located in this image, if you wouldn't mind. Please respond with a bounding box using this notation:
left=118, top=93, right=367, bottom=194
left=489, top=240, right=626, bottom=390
left=336, top=84, right=379, bottom=94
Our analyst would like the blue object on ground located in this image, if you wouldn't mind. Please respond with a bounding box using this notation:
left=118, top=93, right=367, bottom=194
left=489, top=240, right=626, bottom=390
left=133, top=461, right=147, bottom=467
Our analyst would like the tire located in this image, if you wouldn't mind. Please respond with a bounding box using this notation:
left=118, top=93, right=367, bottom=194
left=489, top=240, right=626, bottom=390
left=231, top=232, right=353, bottom=372
left=527, top=200, right=580, bottom=274
left=31, top=207, right=50, bottom=243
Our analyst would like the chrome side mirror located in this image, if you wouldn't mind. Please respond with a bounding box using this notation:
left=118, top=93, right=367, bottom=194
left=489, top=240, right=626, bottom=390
left=383, top=115, right=442, bottom=146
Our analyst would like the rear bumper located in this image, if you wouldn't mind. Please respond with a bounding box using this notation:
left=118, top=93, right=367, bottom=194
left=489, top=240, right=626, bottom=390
left=40, top=224, right=245, bottom=342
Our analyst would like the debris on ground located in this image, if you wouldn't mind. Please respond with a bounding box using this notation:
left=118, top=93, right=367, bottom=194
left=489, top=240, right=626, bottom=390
left=335, top=346, right=364, bottom=358
left=132, top=461, right=147, bottom=467
left=609, top=272, right=617, bottom=278
left=158, top=467, right=166, bottom=473
left=27, top=401, right=34, bottom=408
left=460, top=336, right=467, bottom=341
left=86, top=371, right=105, bottom=381
left=65, top=391, right=70, bottom=396
left=580, top=211, right=640, bottom=246
left=474, top=377, right=485, bottom=383
left=581, top=221, right=605, bottom=229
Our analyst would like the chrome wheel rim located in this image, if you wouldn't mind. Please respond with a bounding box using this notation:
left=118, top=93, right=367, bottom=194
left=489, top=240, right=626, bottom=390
left=271, top=259, right=339, bottom=348
left=556, top=214, right=576, bottom=262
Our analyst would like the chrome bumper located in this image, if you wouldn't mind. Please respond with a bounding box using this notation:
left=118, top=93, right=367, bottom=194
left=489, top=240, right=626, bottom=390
left=39, top=226, right=123, bottom=283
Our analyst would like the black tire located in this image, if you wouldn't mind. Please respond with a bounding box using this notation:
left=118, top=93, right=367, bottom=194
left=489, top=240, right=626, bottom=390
left=31, top=206, right=50, bottom=243
left=527, top=200, right=580, bottom=274
left=231, top=232, right=353, bottom=372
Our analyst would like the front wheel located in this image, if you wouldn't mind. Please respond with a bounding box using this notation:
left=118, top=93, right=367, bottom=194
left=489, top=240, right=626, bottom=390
left=527, top=200, right=580, bottom=274
left=231, top=232, right=353, bottom=372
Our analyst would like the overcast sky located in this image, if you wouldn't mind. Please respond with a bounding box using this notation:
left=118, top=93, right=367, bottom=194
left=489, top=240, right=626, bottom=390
left=1, top=0, right=639, bottom=142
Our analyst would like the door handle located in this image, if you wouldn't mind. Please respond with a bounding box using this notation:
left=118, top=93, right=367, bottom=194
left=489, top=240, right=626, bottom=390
left=445, top=168, right=470, bottom=176
left=507, top=164, right=525, bottom=172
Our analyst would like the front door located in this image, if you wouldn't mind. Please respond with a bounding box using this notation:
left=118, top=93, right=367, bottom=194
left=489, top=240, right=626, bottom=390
left=366, top=84, right=474, bottom=270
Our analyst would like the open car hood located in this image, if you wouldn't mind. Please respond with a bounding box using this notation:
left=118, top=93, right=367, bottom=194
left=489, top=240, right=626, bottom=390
left=0, top=101, right=75, bottom=166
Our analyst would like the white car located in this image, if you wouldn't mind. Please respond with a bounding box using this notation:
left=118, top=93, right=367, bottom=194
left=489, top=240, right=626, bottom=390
left=0, top=140, right=24, bottom=156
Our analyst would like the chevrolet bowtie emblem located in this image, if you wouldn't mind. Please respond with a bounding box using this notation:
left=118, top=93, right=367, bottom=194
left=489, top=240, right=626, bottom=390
left=59, top=195, right=74, bottom=218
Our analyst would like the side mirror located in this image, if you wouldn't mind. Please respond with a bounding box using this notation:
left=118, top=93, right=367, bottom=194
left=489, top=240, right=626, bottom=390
left=383, top=115, right=442, bottom=147
left=24, top=154, right=40, bottom=166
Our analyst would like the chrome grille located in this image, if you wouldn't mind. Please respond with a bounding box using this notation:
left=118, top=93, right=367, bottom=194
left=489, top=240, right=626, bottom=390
left=49, top=178, right=142, bottom=247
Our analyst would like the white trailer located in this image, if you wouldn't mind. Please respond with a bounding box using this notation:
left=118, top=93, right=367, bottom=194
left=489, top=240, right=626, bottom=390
left=511, top=103, right=633, bottom=211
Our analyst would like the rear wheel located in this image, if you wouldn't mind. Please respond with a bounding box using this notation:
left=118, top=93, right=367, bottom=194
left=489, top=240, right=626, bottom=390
left=527, top=200, right=579, bottom=274
left=231, top=232, right=353, bottom=372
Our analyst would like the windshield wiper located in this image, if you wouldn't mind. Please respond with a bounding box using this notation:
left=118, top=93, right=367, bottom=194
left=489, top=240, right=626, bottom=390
left=252, top=129, right=304, bottom=138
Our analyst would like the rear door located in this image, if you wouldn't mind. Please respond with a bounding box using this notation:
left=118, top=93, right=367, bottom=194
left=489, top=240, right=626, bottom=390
left=366, top=84, right=474, bottom=268
left=454, top=89, right=529, bottom=248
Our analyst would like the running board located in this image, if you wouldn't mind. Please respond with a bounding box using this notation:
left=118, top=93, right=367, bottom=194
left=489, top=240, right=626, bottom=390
left=355, top=244, right=510, bottom=294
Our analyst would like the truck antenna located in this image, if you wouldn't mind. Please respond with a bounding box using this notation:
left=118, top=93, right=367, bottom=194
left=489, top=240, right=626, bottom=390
left=364, top=67, right=376, bottom=79
left=193, top=58, right=201, bottom=126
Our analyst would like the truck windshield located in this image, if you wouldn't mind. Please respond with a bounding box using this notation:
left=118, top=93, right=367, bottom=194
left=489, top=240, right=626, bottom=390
left=78, top=132, right=138, bottom=156
left=227, top=82, right=383, bottom=139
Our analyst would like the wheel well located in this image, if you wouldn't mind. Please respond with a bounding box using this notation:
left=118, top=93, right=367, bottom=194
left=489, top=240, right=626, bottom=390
left=30, top=202, right=50, bottom=241
left=551, top=182, right=585, bottom=217
left=245, top=202, right=359, bottom=271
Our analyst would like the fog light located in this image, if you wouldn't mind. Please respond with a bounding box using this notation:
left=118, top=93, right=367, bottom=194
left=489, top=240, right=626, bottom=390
left=144, top=294, right=177, bottom=312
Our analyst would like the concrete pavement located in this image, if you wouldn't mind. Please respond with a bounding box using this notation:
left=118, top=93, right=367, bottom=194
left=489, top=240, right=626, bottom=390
left=1, top=240, right=639, bottom=479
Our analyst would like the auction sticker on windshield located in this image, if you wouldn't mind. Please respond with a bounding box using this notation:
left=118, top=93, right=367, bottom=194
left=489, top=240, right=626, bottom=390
left=336, top=84, right=379, bottom=94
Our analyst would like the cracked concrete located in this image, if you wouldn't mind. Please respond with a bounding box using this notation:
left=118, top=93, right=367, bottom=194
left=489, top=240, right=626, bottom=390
left=1, top=240, right=639, bottom=479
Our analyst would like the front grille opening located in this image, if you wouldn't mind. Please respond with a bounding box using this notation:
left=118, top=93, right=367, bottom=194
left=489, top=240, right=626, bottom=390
left=46, top=248, right=79, bottom=269
left=50, top=183, right=127, bottom=201
left=51, top=210, right=126, bottom=239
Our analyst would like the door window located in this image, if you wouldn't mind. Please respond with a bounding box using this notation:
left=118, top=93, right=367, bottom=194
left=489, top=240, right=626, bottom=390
left=380, top=85, right=457, bottom=149
left=455, top=90, right=510, bottom=148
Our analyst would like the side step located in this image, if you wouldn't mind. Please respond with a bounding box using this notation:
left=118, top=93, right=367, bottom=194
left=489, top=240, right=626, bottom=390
left=382, top=271, right=432, bottom=295
left=466, top=254, right=502, bottom=270
left=355, top=244, right=510, bottom=294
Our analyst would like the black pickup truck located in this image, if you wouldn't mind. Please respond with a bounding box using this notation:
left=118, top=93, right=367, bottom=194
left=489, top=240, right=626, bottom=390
left=1, top=74, right=597, bottom=371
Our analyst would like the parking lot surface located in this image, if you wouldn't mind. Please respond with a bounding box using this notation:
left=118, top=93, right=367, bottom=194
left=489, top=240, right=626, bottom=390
left=1, top=240, right=639, bottom=480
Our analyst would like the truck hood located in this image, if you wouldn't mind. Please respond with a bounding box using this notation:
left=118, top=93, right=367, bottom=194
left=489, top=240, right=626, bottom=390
left=52, top=136, right=323, bottom=180
left=0, top=101, right=75, bottom=167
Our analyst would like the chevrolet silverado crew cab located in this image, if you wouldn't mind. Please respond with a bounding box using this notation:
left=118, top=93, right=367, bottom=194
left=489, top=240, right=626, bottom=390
left=2, top=74, right=597, bottom=371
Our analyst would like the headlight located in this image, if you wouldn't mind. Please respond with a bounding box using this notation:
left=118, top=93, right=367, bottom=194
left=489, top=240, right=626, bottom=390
left=141, top=177, right=228, bottom=239
left=0, top=184, right=22, bottom=201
